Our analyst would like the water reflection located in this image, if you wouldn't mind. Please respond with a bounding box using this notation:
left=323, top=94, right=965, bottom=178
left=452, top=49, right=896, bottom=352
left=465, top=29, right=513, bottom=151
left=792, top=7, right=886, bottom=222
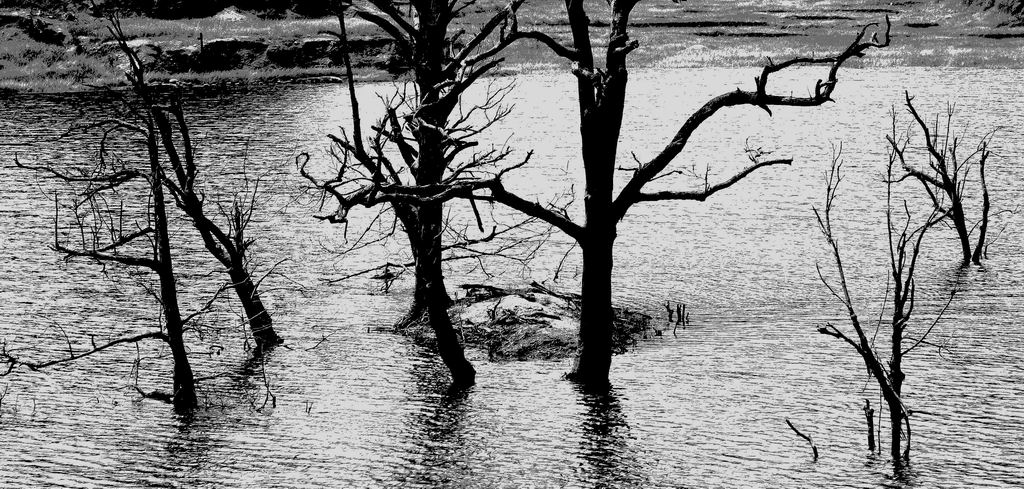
left=394, top=358, right=475, bottom=488
left=163, top=412, right=209, bottom=472
left=240, top=348, right=278, bottom=412
left=576, top=386, right=646, bottom=487
left=882, top=461, right=919, bottom=488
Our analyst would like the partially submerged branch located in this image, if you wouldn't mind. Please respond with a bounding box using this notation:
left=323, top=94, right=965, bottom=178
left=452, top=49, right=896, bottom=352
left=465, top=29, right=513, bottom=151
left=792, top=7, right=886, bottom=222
left=785, top=418, right=819, bottom=461
left=1, top=332, right=166, bottom=376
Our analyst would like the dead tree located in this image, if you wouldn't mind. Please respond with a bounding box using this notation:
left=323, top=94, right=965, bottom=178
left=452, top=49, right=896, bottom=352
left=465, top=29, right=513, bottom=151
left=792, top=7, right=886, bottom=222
left=889, top=92, right=994, bottom=265
left=532, top=4, right=889, bottom=388
left=9, top=97, right=200, bottom=412
left=111, top=21, right=283, bottom=353
left=342, top=2, right=891, bottom=388
left=814, top=148, right=955, bottom=466
left=299, top=0, right=556, bottom=388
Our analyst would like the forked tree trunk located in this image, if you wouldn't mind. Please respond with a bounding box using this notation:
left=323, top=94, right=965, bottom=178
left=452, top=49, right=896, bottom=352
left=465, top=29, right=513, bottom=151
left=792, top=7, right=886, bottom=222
left=949, top=200, right=973, bottom=263
left=150, top=105, right=283, bottom=353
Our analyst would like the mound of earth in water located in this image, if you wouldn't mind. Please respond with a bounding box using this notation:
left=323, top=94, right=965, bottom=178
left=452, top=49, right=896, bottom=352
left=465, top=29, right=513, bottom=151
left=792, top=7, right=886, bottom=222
left=397, top=282, right=652, bottom=361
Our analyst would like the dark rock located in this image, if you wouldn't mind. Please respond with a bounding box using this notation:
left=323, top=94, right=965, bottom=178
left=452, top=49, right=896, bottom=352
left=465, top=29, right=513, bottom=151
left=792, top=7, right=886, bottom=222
left=0, top=11, right=30, bottom=28
left=267, top=37, right=340, bottom=68
left=4, top=14, right=70, bottom=45
left=348, top=37, right=407, bottom=74
left=72, top=35, right=98, bottom=55
left=198, top=38, right=269, bottom=71
left=265, top=42, right=301, bottom=68
left=460, top=283, right=508, bottom=301
left=267, top=36, right=406, bottom=72
left=155, top=45, right=199, bottom=73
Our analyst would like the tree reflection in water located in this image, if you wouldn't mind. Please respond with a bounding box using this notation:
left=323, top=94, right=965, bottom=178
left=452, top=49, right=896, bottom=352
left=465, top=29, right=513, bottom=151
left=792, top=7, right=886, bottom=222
left=159, top=410, right=210, bottom=485
left=394, top=358, right=475, bottom=487
left=884, top=461, right=919, bottom=488
left=576, top=385, right=646, bottom=487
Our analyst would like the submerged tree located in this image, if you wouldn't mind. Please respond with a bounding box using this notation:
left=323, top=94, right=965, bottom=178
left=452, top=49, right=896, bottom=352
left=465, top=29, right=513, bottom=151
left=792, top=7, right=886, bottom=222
left=4, top=18, right=283, bottom=410
left=7, top=86, right=201, bottom=412
left=300, top=0, right=562, bottom=388
left=342, top=1, right=892, bottom=387
left=814, top=147, right=955, bottom=465
left=114, top=20, right=283, bottom=353
left=889, top=92, right=994, bottom=265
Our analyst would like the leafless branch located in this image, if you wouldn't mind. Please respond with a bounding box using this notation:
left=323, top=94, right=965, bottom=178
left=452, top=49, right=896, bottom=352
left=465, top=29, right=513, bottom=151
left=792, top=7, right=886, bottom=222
left=612, top=18, right=890, bottom=221
left=1, top=331, right=167, bottom=376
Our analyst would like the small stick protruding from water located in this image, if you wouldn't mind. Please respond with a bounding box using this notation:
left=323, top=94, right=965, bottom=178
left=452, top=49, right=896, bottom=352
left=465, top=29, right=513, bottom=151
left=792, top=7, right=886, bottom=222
left=863, top=399, right=876, bottom=452
left=665, top=301, right=674, bottom=322
left=785, top=418, right=819, bottom=461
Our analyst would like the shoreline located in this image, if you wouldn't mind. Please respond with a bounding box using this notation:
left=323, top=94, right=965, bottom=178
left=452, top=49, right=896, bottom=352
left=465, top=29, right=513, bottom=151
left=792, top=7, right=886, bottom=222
left=7, top=51, right=1024, bottom=97
left=4, top=1, right=1024, bottom=94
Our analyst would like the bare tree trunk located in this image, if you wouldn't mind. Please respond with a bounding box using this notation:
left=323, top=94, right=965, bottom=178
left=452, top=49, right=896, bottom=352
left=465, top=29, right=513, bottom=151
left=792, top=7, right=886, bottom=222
left=889, top=402, right=903, bottom=464
left=950, top=200, right=973, bottom=263
left=150, top=102, right=283, bottom=353
left=394, top=205, right=441, bottom=325
left=182, top=210, right=282, bottom=353
left=227, top=262, right=280, bottom=352
left=972, top=154, right=990, bottom=264
left=890, top=302, right=907, bottom=463
left=151, top=152, right=197, bottom=411
left=412, top=202, right=474, bottom=388
left=567, top=234, right=615, bottom=387
left=564, top=22, right=627, bottom=385
left=864, top=400, right=876, bottom=452
left=889, top=352, right=906, bottom=464
left=161, top=272, right=198, bottom=412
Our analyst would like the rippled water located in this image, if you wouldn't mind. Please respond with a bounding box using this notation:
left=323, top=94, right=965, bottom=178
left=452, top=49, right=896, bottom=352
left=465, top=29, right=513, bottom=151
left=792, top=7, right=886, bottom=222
left=1, top=67, right=1023, bottom=488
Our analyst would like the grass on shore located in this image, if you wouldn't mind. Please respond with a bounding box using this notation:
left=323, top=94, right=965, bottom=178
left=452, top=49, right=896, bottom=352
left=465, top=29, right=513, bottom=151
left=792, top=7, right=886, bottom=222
left=4, top=0, right=1024, bottom=92
left=70, top=14, right=384, bottom=43
left=0, top=34, right=110, bottom=92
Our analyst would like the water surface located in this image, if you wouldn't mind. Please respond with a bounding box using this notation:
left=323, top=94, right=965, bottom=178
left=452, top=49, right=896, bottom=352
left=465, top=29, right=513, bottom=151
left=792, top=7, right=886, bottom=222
left=1, top=67, right=1022, bottom=488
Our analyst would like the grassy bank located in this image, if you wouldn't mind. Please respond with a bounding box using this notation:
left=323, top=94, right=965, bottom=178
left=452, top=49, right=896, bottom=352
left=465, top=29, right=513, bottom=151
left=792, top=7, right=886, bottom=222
left=2, top=0, right=1024, bottom=93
